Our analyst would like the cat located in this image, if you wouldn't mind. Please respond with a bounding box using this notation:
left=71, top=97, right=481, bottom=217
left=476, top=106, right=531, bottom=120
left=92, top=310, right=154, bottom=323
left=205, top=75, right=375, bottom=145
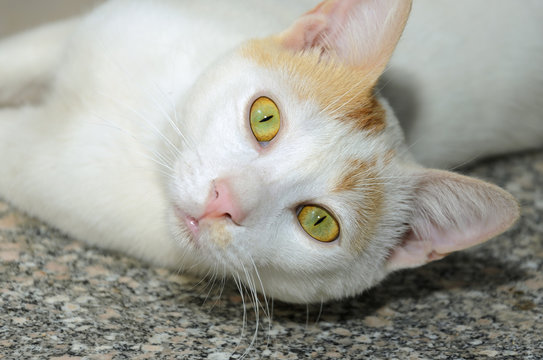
left=0, top=0, right=541, bottom=304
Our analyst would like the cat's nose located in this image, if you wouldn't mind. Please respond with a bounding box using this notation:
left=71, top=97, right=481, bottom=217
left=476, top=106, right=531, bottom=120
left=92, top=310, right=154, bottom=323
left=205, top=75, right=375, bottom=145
left=200, top=179, right=245, bottom=224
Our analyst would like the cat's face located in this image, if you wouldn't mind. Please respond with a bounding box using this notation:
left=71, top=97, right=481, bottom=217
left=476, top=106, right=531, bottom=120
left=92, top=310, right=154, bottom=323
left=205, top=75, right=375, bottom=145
left=168, top=0, right=518, bottom=303
left=167, top=40, right=415, bottom=303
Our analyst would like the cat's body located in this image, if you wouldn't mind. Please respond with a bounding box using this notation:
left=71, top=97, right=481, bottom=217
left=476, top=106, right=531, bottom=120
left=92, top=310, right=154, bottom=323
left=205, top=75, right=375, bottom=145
left=0, top=0, right=539, bottom=303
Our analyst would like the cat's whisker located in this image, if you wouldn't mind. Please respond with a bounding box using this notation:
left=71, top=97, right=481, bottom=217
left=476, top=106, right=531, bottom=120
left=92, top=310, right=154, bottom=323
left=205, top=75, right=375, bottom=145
left=317, top=72, right=373, bottom=117
left=305, top=303, right=311, bottom=332
left=396, top=133, right=424, bottom=160
left=446, top=153, right=483, bottom=172
left=171, top=240, right=196, bottom=278
left=248, top=256, right=271, bottom=320
left=190, top=263, right=216, bottom=291
left=139, top=152, right=175, bottom=173
left=69, top=116, right=178, bottom=184
left=239, top=262, right=260, bottom=358
left=149, top=85, right=207, bottom=166
left=201, top=263, right=220, bottom=307
left=232, top=273, right=248, bottom=356
left=92, top=44, right=180, bottom=158
left=264, top=296, right=275, bottom=353
left=148, top=85, right=186, bottom=141
left=185, top=255, right=208, bottom=273
left=145, top=85, right=196, bottom=156
left=151, top=81, right=197, bottom=151
left=85, top=106, right=178, bottom=179
left=247, top=257, right=275, bottom=352
left=363, top=173, right=428, bottom=181
left=95, top=38, right=191, bottom=155
left=375, top=73, right=393, bottom=94
left=95, top=91, right=182, bottom=161
left=315, top=299, right=324, bottom=326
left=211, top=264, right=227, bottom=309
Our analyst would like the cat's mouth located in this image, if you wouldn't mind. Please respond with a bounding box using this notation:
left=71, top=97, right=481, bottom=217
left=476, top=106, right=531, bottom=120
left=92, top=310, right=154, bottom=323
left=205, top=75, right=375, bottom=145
left=184, top=215, right=200, bottom=235
left=173, top=205, right=235, bottom=246
left=173, top=205, right=200, bottom=236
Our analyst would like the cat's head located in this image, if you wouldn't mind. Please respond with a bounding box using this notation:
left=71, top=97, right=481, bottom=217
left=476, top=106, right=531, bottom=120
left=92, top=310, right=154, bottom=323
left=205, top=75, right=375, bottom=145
left=168, top=0, right=518, bottom=303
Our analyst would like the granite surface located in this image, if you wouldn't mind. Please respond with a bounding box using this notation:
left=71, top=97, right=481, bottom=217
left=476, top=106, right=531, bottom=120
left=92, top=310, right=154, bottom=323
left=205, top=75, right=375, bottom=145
left=1, top=150, right=542, bottom=359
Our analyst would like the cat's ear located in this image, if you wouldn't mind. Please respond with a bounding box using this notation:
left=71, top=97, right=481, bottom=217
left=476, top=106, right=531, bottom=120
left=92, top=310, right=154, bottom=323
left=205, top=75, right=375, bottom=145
left=386, top=170, right=519, bottom=271
left=278, top=0, right=412, bottom=74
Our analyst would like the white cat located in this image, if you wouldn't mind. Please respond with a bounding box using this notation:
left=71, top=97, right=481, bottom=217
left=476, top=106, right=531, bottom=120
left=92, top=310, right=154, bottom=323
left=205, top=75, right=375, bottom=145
left=0, top=0, right=540, bottom=303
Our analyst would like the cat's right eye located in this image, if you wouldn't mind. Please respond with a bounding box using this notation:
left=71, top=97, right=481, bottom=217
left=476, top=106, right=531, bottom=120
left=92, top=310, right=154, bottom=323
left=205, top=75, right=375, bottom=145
left=297, top=205, right=340, bottom=243
left=249, top=97, right=281, bottom=143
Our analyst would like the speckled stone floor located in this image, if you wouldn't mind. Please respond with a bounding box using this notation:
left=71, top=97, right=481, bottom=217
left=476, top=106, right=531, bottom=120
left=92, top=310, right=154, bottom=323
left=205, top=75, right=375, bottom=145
left=1, top=150, right=542, bottom=359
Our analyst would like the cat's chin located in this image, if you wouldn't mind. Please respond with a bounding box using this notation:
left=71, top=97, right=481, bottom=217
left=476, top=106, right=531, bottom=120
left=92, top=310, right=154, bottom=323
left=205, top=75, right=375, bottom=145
left=172, top=204, right=236, bottom=249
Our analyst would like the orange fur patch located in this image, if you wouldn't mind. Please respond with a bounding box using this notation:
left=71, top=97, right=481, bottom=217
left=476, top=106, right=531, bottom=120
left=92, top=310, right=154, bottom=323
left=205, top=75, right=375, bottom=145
left=334, top=158, right=384, bottom=254
left=241, top=39, right=386, bottom=134
left=334, top=159, right=373, bottom=193
left=209, top=221, right=232, bottom=248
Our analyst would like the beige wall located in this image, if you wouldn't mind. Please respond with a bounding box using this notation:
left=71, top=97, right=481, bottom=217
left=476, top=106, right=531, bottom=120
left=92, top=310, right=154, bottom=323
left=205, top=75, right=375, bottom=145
left=0, top=0, right=103, bottom=38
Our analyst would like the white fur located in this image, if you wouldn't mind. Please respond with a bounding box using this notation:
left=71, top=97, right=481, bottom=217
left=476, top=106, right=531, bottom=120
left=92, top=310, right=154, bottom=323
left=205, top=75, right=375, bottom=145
left=0, top=0, right=537, bottom=303
left=386, top=0, right=543, bottom=167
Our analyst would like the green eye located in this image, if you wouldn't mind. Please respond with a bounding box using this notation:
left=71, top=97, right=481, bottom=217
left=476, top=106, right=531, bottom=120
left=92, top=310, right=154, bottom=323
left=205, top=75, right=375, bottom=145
left=250, top=97, right=280, bottom=142
left=297, top=205, right=340, bottom=243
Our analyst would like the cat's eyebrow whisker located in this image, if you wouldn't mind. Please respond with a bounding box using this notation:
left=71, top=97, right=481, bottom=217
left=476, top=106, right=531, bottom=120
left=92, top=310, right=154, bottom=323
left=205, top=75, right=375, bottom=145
left=317, top=71, right=373, bottom=117
left=331, top=93, right=371, bottom=121
left=446, top=153, right=483, bottom=172
left=364, top=173, right=428, bottom=181
left=396, top=133, right=424, bottom=160
left=375, top=76, right=393, bottom=94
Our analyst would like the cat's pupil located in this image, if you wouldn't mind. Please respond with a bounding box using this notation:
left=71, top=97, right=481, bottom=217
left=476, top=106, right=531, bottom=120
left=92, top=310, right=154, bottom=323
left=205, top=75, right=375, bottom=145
left=314, top=216, right=327, bottom=226
left=259, top=115, right=274, bottom=123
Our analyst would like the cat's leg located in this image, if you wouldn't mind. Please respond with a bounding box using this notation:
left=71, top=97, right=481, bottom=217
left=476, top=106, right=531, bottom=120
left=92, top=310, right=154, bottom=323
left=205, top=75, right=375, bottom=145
left=0, top=19, right=77, bottom=106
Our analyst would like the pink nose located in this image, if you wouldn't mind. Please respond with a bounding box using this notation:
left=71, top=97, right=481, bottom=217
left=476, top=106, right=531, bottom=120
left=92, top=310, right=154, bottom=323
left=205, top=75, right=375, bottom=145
left=201, top=179, right=245, bottom=224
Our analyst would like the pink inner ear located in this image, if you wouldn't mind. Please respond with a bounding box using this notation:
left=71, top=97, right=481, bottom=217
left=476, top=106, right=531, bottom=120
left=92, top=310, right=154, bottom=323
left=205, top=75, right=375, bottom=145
left=387, top=223, right=498, bottom=271
left=279, top=0, right=355, bottom=52
left=277, top=0, right=412, bottom=71
left=385, top=170, right=519, bottom=272
left=279, top=15, right=328, bottom=51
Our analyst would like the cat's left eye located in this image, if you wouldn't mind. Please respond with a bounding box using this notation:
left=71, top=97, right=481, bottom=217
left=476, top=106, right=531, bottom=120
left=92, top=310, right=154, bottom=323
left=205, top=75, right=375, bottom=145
left=297, top=205, right=340, bottom=243
left=250, top=97, right=280, bottom=143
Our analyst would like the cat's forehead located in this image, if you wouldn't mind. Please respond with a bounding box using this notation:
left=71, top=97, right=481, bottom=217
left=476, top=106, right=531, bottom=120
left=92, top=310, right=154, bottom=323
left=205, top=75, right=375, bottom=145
left=240, top=38, right=386, bottom=136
